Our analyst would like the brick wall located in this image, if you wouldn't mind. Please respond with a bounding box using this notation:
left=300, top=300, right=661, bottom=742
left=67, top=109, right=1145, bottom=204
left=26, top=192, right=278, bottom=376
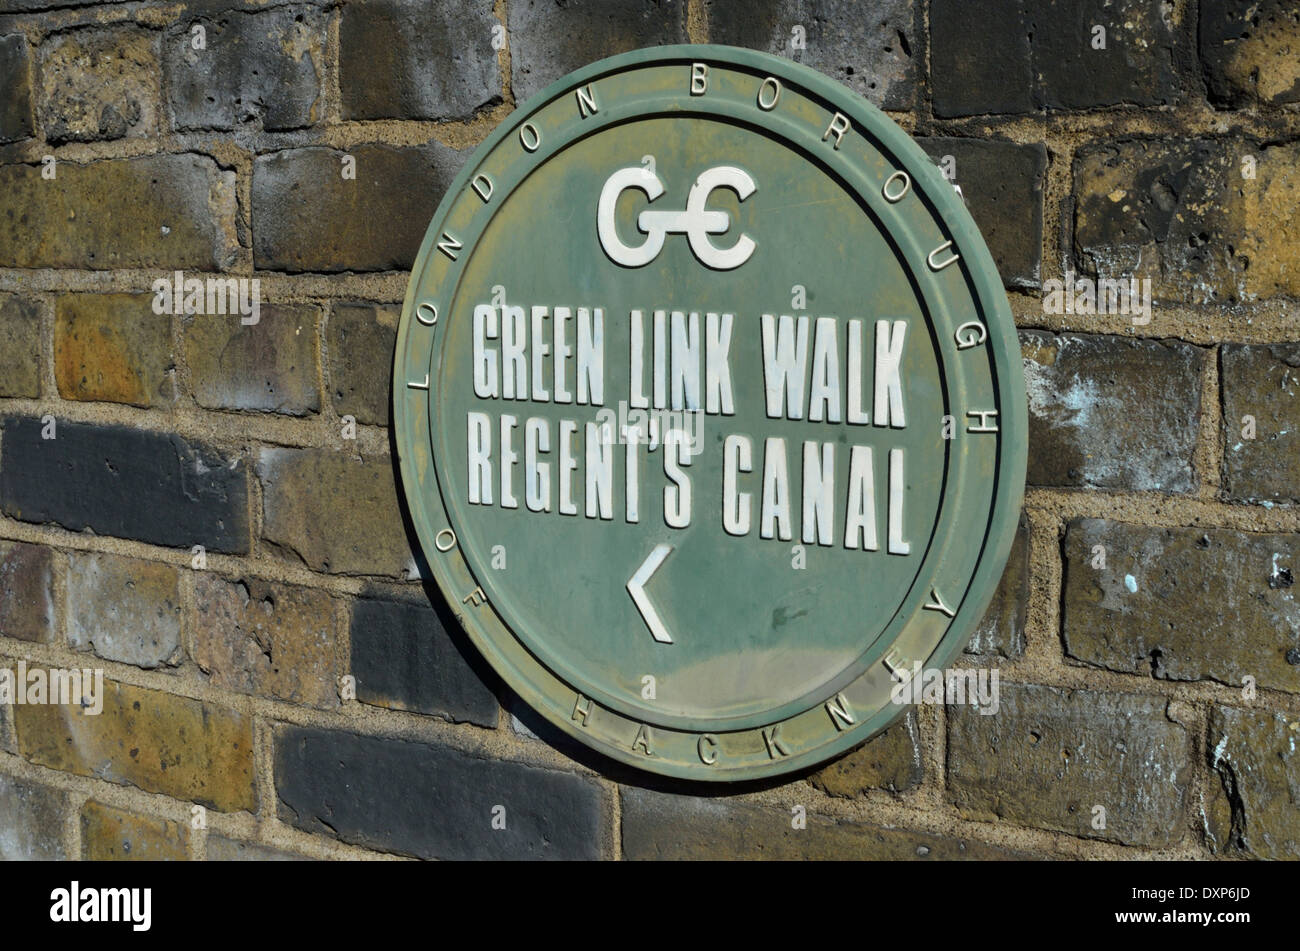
left=0, top=0, right=1297, bottom=861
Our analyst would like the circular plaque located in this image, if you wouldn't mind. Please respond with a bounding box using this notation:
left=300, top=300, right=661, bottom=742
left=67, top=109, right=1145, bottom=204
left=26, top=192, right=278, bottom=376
left=393, top=46, right=1026, bottom=780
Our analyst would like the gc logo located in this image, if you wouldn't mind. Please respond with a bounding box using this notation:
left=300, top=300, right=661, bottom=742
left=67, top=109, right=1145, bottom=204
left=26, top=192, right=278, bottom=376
left=596, top=165, right=757, bottom=270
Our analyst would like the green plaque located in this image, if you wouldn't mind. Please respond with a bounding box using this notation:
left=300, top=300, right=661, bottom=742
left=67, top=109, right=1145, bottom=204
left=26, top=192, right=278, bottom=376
left=393, top=46, right=1026, bottom=780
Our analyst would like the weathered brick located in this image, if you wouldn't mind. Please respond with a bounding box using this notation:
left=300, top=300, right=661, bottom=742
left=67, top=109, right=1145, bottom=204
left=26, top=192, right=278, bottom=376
left=0, top=417, right=251, bottom=554
left=340, top=0, right=500, bottom=120
left=507, top=0, right=688, bottom=103
left=1232, top=143, right=1300, bottom=303
left=192, top=574, right=341, bottom=709
left=1030, top=0, right=1191, bottom=110
left=0, top=154, right=237, bottom=270
left=966, top=514, right=1028, bottom=659
left=1221, top=343, right=1300, bottom=503
left=705, top=0, right=915, bottom=110
left=809, top=709, right=921, bottom=797
left=54, top=293, right=173, bottom=408
left=930, top=0, right=1190, bottom=117
left=947, top=683, right=1191, bottom=846
left=622, top=789, right=1037, bottom=859
left=252, top=144, right=464, bottom=273
left=0, top=775, right=68, bottom=860
left=0, top=542, right=55, bottom=644
left=258, top=448, right=413, bottom=576
left=1074, top=139, right=1300, bottom=304
left=206, top=834, right=307, bottom=861
left=37, top=26, right=159, bottom=143
left=1200, top=0, right=1300, bottom=107
left=1208, top=706, right=1300, bottom=859
left=0, top=0, right=101, bottom=7
left=15, top=679, right=255, bottom=812
left=184, top=307, right=320, bottom=416
left=918, top=138, right=1045, bottom=287
left=67, top=552, right=181, bottom=669
left=274, top=725, right=605, bottom=859
left=1201, top=755, right=1236, bottom=853
left=165, top=6, right=325, bottom=131
left=1065, top=520, right=1300, bottom=694
left=327, top=303, right=397, bottom=426
left=1, top=0, right=117, bottom=7
left=0, top=294, right=41, bottom=399
left=80, top=801, right=188, bottom=861
left=0, top=34, right=35, bottom=143
left=350, top=595, right=498, bottom=726
left=1021, top=331, right=1203, bottom=492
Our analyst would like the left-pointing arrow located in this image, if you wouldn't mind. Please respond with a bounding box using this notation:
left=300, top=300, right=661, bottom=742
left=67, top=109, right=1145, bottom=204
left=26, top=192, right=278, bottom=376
left=627, top=543, right=674, bottom=645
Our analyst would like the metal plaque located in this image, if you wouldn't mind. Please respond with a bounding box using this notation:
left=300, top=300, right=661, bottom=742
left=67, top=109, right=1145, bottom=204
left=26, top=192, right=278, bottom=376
left=393, top=46, right=1026, bottom=780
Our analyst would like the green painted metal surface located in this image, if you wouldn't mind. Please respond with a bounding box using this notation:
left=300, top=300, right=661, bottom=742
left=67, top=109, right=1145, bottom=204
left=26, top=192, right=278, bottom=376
left=393, top=46, right=1026, bottom=780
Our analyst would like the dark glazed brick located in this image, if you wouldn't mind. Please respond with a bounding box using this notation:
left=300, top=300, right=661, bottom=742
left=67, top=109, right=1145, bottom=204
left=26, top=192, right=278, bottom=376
left=918, top=138, right=1045, bottom=287
left=507, top=0, right=688, bottom=103
left=931, top=0, right=1191, bottom=116
left=0, top=417, right=250, bottom=554
left=165, top=6, right=325, bottom=131
left=274, top=726, right=605, bottom=859
left=341, top=0, right=501, bottom=120
left=252, top=144, right=465, bottom=273
left=1200, top=0, right=1300, bottom=107
left=0, top=34, right=35, bottom=142
left=350, top=596, right=499, bottom=727
left=621, top=789, right=1039, bottom=859
left=1063, top=519, right=1300, bottom=694
left=1028, top=0, right=1190, bottom=111
left=1021, top=332, right=1203, bottom=493
left=705, top=0, right=916, bottom=110
left=930, top=0, right=1032, bottom=116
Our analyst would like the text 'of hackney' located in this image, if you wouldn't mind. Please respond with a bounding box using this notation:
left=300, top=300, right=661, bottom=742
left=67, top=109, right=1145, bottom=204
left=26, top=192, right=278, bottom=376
left=393, top=46, right=1027, bottom=780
